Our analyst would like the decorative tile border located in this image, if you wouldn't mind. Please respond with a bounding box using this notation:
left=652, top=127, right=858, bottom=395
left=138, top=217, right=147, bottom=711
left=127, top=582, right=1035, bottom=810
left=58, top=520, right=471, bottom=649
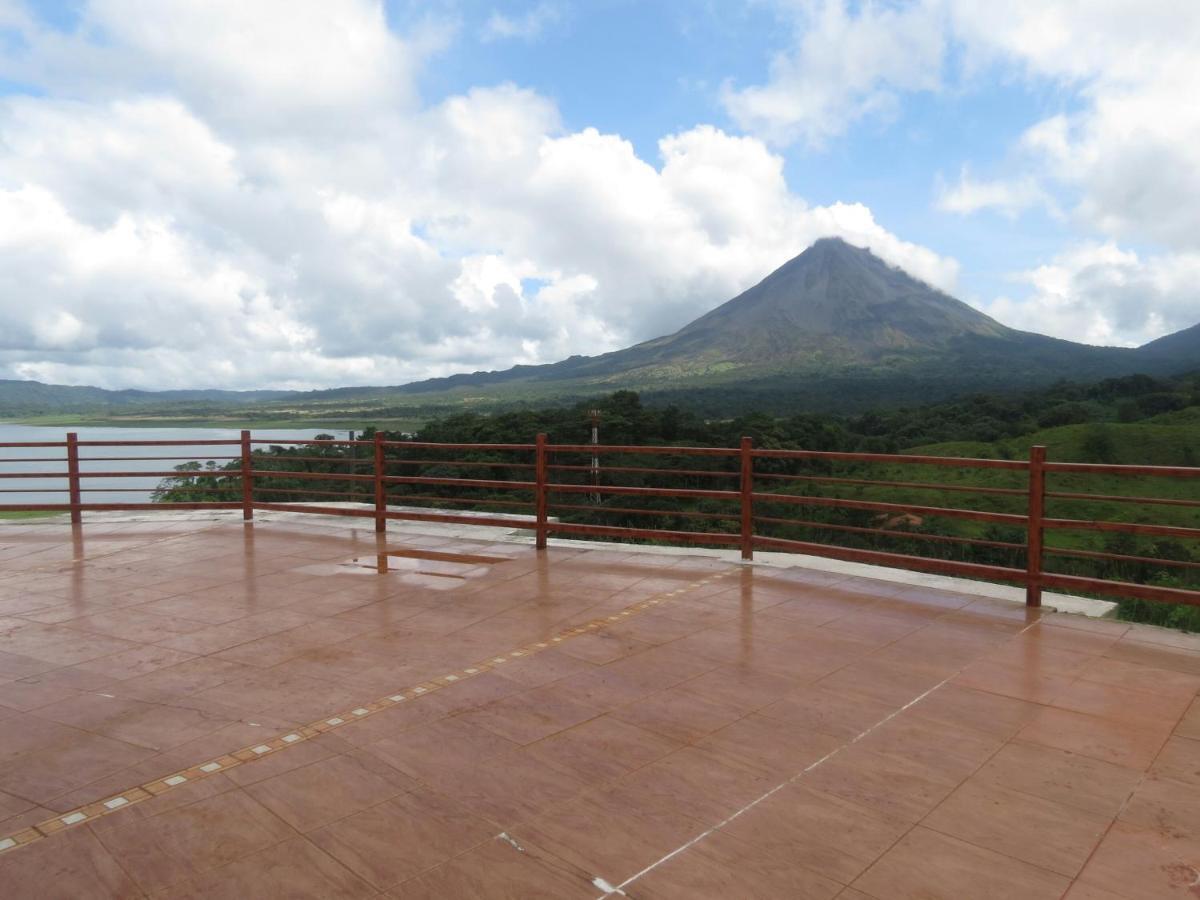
left=0, top=566, right=736, bottom=855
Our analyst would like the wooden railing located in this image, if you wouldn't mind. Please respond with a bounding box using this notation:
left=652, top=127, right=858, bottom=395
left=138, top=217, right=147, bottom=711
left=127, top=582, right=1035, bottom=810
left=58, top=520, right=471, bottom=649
left=1, top=431, right=1198, bottom=609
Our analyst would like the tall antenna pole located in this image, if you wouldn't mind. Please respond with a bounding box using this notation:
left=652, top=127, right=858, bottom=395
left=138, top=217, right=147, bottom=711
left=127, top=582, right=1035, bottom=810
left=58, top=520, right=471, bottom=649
left=588, top=408, right=601, bottom=503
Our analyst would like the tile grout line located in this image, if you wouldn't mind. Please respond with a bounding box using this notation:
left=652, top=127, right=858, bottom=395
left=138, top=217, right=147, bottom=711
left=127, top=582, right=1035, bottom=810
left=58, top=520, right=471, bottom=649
left=591, top=614, right=1050, bottom=899
left=0, top=565, right=738, bottom=856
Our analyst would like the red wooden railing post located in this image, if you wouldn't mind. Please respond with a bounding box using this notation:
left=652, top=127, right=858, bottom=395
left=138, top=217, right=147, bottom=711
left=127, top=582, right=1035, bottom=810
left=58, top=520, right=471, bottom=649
left=240, top=430, right=253, bottom=522
left=535, top=433, right=548, bottom=550
left=66, top=432, right=81, bottom=525
left=740, top=436, right=754, bottom=561
left=1026, top=444, right=1046, bottom=607
left=374, top=431, right=386, bottom=534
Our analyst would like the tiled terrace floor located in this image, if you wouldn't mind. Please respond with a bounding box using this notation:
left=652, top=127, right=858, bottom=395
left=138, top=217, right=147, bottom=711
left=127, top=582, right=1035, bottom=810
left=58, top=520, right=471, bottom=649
left=0, top=515, right=1198, bottom=898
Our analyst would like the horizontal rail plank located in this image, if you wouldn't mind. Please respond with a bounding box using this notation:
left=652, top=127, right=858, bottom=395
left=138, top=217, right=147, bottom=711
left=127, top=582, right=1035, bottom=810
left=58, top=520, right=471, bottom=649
left=250, top=470, right=374, bottom=482
left=548, top=444, right=739, bottom=457
left=384, top=441, right=535, bottom=451
left=1044, top=462, right=1200, bottom=478
left=752, top=535, right=1028, bottom=583
left=1045, top=490, right=1200, bottom=509
left=751, top=449, right=1028, bottom=470
left=547, top=521, right=741, bottom=545
left=1044, top=546, right=1200, bottom=570
left=547, top=464, right=739, bottom=478
left=753, top=490, right=1027, bottom=525
left=753, top=472, right=1026, bottom=496
left=77, top=439, right=239, bottom=447
left=78, top=455, right=242, bottom=462
left=384, top=509, right=535, bottom=528
left=548, top=483, right=739, bottom=501
left=547, top=502, right=740, bottom=521
left=753, top=515, right=1025, bottom=551
left=383, top=475, right=535, bottom=491
left=1043, top=517, right=1200, bottom=540
left=1039, top=572, right=1200, bottom=606
left=385, top=458, right=535, bottom=470
left=252, top=502, right=374, bottom=518
left=250, top=439, right=374, bottom=447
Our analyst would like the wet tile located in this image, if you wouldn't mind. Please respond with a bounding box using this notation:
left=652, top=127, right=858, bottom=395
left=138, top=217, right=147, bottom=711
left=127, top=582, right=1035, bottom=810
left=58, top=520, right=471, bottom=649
left=366, top=717, right=517, bottom=784
left=0, top=730, right=154, bottom=805
left=0, top=823, right=140, bottom=899
left=757, top=684, right=897, bottom=739
left=91, top=788, right=296, bottom=893
left=722, top=785, right=909, bottom=884
left=697, top=713, right=843, bottom=777
left=523, top=715, right=680, bottom=785
left=633, top=828, right=842, bottom=899
left=615, top=687, right=744, bottom=746
left=803, top=744, right=960, bottom=824
left=1076, top=820, right=1200, bottom=898
left=392, top=834, right=594, bottom=899
left=459, top=684, right=601, bottom=745
left=924, top=779, right=1109, bottom=876
left=244, top=751, right=413, bottom=833
left=518, top=788, right=706, bottom=886
left=973, top=740, right=1142, bottom=818
left=1150, top=735, right=1200, bottom=787
left=853, top=826, right=1070, bottom=899
left=614, top=744, right=776, bottom=822
left=158, top=836, right=375, bottom=899
left=1051, top=678, right=1195, bottom=727
left=1019, top=705, right=1174, bottom=770
left=438, top=745, right=589, bottom=827
left=952, top=659, right=1075, bottom=704
left=1123, top=774, right=1200, bottom=838
left=312, top=787, right=494, bottom=889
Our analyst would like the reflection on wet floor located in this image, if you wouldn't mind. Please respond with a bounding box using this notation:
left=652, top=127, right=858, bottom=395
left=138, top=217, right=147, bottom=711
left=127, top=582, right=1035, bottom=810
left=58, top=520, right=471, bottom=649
left=0, top=515, right=1197, bottom=898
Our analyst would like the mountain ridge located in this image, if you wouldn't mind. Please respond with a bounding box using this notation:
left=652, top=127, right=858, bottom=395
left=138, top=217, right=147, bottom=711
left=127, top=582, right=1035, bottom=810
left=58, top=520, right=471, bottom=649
left=1, top=238, right=1195, bottom=418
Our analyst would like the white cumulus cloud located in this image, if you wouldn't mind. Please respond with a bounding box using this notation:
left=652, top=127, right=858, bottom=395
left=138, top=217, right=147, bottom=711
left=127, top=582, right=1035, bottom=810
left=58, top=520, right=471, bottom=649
left=0, top=1, right=954, bottom=390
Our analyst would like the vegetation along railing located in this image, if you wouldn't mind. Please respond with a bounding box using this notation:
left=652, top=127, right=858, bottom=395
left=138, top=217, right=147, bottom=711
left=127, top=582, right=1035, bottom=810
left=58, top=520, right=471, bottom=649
left=1, top=431, right=1198, bottom=610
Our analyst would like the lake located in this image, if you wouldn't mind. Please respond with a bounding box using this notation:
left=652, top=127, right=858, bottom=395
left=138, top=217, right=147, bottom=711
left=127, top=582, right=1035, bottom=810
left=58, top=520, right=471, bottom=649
left=0, top=424, right=351, bottom=505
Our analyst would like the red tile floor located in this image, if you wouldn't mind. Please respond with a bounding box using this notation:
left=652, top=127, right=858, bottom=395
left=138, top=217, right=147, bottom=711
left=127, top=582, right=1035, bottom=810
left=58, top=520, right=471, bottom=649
left=0, top=514, right=1197, bottom=898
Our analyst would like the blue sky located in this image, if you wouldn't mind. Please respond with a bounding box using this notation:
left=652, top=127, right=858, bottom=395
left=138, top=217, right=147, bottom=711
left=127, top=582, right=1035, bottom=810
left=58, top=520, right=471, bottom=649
left=0, top=0, right=1195, bottom=389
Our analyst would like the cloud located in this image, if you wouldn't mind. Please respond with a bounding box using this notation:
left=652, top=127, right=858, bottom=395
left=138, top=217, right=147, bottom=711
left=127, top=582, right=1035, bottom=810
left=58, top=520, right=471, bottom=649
left=481, top=3, right=560, bottom=43
left=728, top=0, right=1200, bottom=344
left=0, top=2, right=955, bottom=390
left=721, top=0, right=945, bottom=147
left=981, top=242, right=1200, bottom=347
left=935, top=167, right=1054, bottom=219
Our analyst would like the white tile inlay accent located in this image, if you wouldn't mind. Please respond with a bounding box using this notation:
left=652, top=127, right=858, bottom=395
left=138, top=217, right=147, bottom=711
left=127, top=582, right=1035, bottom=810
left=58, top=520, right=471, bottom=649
left=103, top=797, right=129, bottom=810
left=200, top=762, right=222, bottom=773
left=388, top=695, right=406, bottom=703
left=282, top=734, right=301, bottom=743
left=251, top=745, right=271, bottom=755
left=444, top=675, right=459, bottom=682
left=465, top=668, right=479, bottom=674
left=414, top=687, right=428, bottom=694
left=164, top=775, right=188, bottom=786
left=326, top=717, right=345, bottom=725
left=0, top=838, right=15, bottom=851
left=352, top=708, right=369, bottom=716
left=61, top=812, right=87, bottom=825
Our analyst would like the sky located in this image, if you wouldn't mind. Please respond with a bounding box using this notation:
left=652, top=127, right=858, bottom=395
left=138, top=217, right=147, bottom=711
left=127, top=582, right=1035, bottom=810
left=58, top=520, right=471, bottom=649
left=0, top=0, right=1197, bottom=391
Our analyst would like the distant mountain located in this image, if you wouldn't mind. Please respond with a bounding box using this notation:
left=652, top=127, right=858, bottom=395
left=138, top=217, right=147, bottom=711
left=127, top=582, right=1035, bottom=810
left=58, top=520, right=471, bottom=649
left=2, top=238, right=1196, bottom=418
left=0, top=379, right=295, bottom=415
left=1138, top=321, right=1200, bottom=362
left=391, top=238, right=1196, bottom=407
